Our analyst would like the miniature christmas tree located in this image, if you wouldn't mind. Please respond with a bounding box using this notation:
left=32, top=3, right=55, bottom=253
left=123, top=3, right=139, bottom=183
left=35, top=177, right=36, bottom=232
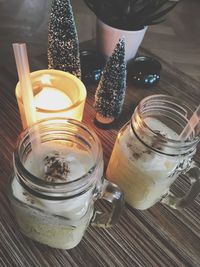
left=94, top=38, right=126, bottom=124
left=48, top=0, right=81, bottom=79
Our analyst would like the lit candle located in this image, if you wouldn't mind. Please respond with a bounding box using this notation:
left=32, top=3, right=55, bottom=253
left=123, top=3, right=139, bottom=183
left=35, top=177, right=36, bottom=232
left=34, top=87, right=72, bottom=111
left=15, top=70, right=87, bottom=129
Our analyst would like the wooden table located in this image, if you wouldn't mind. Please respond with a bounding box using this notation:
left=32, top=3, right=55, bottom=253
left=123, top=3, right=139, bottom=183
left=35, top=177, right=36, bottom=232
left=0, top=37, right=200, bottom=267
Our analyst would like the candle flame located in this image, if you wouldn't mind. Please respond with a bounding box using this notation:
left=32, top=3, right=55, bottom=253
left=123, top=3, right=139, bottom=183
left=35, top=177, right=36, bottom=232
left=40, top=74, right=53, bottom=85
left=35, top=87, right=72, bottom=111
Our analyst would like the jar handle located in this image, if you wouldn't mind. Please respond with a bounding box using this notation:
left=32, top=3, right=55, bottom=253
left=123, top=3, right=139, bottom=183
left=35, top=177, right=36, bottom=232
left=91, top=178, right=124, bottom=228
left=161, top=162, right=200, bottom=209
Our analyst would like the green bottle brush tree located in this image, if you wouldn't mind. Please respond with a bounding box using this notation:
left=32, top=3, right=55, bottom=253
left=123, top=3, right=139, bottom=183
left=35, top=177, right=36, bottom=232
left=94, top=38, right=127, bottom=124
left=48, top=0, right=81, bottom=79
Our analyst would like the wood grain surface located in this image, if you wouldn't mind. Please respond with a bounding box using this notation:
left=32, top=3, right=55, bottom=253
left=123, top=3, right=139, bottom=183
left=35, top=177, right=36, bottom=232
left=0, top=1, right=200, bottom=267
left=0, top=46, right=200, bottom=267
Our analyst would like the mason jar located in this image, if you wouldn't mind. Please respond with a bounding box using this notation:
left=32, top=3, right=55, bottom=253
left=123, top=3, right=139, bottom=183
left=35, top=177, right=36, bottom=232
left=106, top=94, right=200, bottom=210
left=9, top=118, right=124, bottom=249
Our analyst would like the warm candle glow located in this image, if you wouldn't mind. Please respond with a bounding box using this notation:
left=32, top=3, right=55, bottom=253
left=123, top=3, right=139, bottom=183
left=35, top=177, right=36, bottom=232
left=40, top=74, right=53, bottom=85
left=35, top=87, right=72, bottom=110
left=16, top=69, right=87, bottom=129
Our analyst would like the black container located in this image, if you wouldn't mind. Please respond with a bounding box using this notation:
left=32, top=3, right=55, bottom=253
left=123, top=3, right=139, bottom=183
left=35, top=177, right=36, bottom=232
left=80, top=50, right=106, bottom=84
left=128, top=56, right=162, bottom=87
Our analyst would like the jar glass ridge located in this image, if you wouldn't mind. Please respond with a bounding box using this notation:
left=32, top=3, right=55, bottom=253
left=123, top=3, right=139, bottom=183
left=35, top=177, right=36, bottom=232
left=132, top=94, right=200, bottom=155
left=14, top=118, right=103, bottom=199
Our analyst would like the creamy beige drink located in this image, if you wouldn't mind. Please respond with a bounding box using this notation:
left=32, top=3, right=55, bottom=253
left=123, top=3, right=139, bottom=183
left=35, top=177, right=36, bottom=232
left=11, top=142, right=97, bottom=249
left=10, top=119, right=124, bottom=249
left=106, top=118, right=181, bottom=210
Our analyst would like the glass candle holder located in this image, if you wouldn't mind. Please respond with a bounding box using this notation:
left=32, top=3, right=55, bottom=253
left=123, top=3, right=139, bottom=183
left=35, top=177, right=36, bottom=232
left=15, top=69, right=87, bottom=129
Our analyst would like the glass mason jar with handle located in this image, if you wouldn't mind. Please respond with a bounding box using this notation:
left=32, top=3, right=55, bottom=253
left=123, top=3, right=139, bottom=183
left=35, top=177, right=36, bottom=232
left=106, top=94, right=200, bottom=210
left=9, top=118, right=124, bottom=249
